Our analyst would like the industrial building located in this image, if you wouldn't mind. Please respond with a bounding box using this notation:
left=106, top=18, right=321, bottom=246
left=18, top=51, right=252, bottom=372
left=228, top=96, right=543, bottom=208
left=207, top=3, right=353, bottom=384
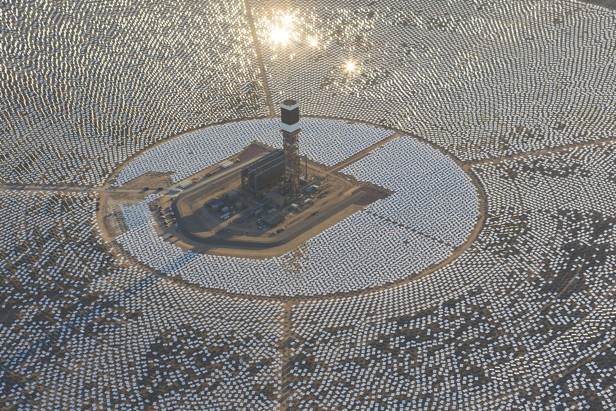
left=240, top=99, right=304, bottom=195
left=240, top=149, right=285, bottom=191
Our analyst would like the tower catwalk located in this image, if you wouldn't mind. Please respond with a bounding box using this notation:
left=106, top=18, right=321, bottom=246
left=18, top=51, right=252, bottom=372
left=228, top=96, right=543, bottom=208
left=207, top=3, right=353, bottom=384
left=280, top=99, right=301, bottom=195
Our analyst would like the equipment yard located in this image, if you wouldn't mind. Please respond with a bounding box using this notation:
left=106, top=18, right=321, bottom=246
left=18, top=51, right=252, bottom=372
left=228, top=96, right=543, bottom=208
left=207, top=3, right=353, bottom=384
left=167, top=153, right=388, bottom=256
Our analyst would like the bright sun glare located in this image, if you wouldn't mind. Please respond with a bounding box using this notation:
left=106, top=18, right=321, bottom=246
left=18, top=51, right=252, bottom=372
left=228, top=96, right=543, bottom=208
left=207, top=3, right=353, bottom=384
left=344, top=60, right=358, bottom=73
left=270, top=27, right=291, bottom=45
left=281, top=13, right=294, bottom=26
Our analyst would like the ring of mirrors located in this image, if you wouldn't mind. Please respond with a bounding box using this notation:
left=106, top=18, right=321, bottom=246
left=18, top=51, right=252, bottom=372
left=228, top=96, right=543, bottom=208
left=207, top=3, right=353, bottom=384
left=1, top=0, right=615, bottom=409
left=103, top=118, right=481, bottom=297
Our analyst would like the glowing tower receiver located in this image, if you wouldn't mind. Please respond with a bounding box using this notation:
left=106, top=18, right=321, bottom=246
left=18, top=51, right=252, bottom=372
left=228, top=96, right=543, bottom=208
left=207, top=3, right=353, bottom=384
left=280, top=99, right=301, bottom=194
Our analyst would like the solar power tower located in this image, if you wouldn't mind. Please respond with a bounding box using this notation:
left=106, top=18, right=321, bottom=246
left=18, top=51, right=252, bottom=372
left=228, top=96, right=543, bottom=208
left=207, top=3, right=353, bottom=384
left=280, top=99, right=301, bottom=194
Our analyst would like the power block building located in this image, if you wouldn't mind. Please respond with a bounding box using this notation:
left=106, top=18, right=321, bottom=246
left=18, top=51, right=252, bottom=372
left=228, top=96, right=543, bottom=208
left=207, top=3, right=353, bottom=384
left=241, top=149, right=285, bottom=192
left=240, top=99, right=302, bottom=194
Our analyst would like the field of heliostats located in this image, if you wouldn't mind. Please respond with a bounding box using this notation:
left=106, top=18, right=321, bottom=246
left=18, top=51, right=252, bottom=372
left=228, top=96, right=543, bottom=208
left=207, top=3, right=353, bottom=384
left=1, top=0, right=614, bottom=409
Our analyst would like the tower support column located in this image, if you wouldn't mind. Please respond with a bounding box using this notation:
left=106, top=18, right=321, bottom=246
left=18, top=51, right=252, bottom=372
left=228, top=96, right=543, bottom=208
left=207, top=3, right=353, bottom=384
left=280, top=99, right=301, bottom=195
